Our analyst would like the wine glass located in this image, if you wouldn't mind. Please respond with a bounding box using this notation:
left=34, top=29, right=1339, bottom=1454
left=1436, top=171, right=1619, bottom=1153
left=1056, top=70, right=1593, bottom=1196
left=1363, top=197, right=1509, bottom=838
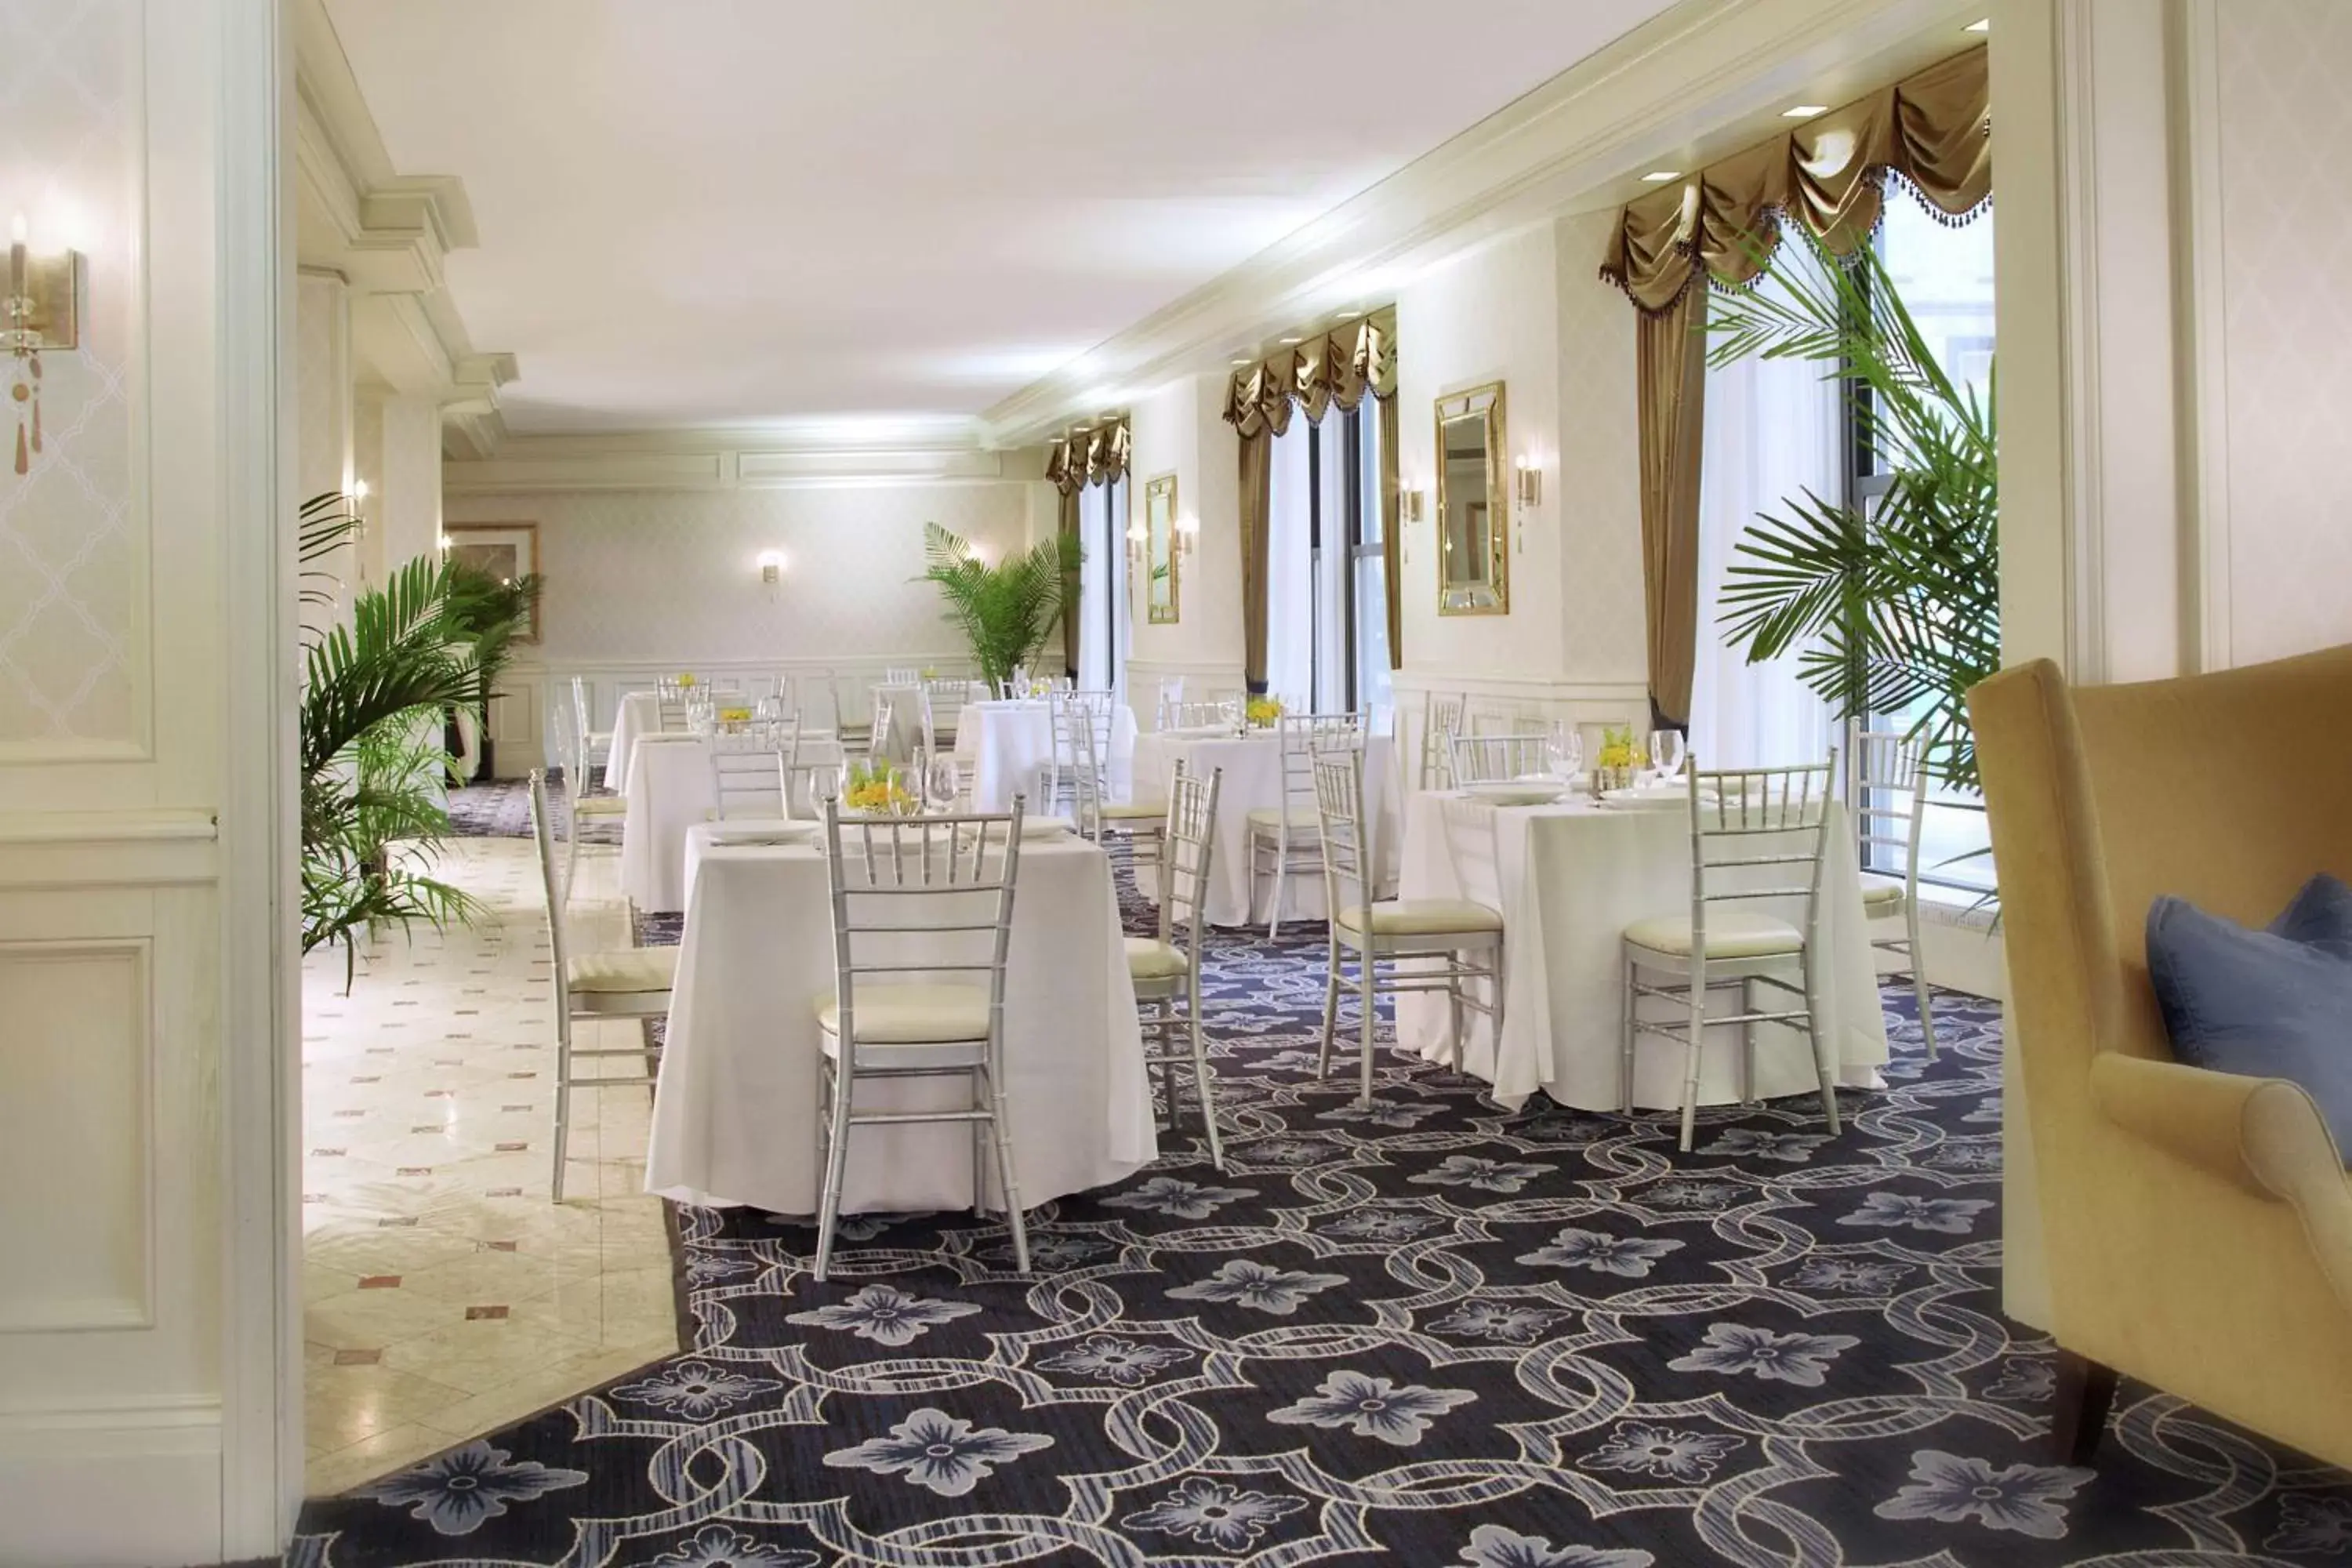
left=1650, top=728, right=1687, bottom=782
left=1547, top=721, right=1584, bottom=784
left=925, top=752, right=963, bottom=815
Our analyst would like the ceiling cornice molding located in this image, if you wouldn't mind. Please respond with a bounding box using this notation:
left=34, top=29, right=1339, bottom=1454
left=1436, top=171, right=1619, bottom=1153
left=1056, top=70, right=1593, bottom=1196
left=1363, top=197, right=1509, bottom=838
left=979, top=0, right=1972, bottom=445
left=443, top=427, right=1045, bottom=496
left=293, top=0, right=517, bottom=453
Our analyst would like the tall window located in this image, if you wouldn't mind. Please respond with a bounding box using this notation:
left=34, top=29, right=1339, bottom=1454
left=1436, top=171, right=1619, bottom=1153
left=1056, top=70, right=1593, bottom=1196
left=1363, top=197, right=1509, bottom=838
left=1266, top=399, right=1392, bottom=721
left=1855, top=194, right=1995, bottom=894
left=1076, top=474, right=1128, bottom=696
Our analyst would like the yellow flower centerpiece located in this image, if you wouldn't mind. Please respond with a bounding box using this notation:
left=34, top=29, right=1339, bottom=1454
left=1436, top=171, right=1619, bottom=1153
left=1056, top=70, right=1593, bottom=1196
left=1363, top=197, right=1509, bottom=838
left=841, top=760, right=919, bottom=816
left=1594, top=724, right=1647, bottom=793
left=1245, top=695, right=1285, bottom=729
left=716, top=705, right=753, bottom=726
left=677, top=672, right=698, bottom=688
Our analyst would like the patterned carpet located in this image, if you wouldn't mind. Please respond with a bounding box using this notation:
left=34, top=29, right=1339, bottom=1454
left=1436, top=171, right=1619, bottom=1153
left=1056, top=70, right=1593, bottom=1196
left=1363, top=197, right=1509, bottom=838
left=293, top=781, right=2352, bottom=1567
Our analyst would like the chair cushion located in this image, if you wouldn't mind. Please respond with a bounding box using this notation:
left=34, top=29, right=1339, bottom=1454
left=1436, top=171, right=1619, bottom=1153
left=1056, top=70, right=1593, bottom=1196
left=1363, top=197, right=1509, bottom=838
left=1099, top=801, right=1166, bottom=821
left=573, top=794, right=628, bottom=816
left=1624, top=909, right=1804, bottom=959
left=1245, top=805, right=1322, bottom=832
left=1337, top=898, right=1504, bottom=936
left=1860, top=877, right=1906, bottom=910
left=1123, top=936, right=1192, bottom=980
left=2148, top=874, right=2352, bottom=1161
left=567, top=946, right=678, bottom=994
left=814, top=982, right=992, bottom=1044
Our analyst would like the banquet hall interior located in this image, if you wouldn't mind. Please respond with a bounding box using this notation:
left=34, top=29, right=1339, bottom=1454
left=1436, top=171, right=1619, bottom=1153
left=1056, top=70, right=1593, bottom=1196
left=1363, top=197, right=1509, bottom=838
left=8, top=0, right=2352, bottom=1564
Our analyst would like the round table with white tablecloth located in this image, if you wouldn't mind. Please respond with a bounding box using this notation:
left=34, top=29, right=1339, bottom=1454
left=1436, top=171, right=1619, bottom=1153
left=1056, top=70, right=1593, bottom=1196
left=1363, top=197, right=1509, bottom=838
left=617, top=730, right=843, bottom=913
left=1126, top=728, right=1400, bottom=927
left=953, top=699, right=1137, bottom=811
left=1393, top=789, right=1889, bottom=1112
left=644, top=825, right=1156, bottom=1216
left=601, top=691, right=666, bottom=792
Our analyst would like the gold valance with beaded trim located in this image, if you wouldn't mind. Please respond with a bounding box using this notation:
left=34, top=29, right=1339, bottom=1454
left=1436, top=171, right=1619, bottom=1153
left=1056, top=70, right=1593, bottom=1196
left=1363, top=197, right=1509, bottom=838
left=1045, top=416, right=1132, bottom=494
left=1221, top=308, right=1397, bottom=437
left=1599, top=45, right=1990, bottom=315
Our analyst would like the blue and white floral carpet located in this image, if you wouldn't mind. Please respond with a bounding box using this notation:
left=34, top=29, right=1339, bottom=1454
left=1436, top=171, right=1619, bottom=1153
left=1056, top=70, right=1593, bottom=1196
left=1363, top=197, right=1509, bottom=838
left=294, top=781, right=2352, bottom=1567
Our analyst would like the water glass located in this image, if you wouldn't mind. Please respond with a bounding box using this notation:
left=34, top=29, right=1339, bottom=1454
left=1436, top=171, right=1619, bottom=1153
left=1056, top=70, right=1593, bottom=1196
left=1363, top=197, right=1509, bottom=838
left=1547, top=722, right=1584, bottom=782
left=1650, top=728, right=1687, bottom=781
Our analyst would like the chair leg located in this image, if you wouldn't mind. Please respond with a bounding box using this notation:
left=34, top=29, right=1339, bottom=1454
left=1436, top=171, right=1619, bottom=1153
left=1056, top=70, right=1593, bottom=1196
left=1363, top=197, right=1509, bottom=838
left=986, top=1066, right=1031, bottom=1274
left=812, top=1052, right=857, bottom=1283
left=1739, top=975, right=1757, bottom=1107
left=1356, top=942, right=1377, bottom=1107
left=1317, top=936, right=1341, bottom=1080
left=1446, top=957, right=1465, bottom=1079
left=970, top=1067, right=987, bottom=1221
left=1189, top=973, right=1225, bottom=1173
left=1804, top=948, right=1841, bottom=1138
left=1488, top=942, right=1504, bottom=1080
left=1619, top=956, right=1638, bottom=1116
left=2052, top=1349, right=2118, bottom=1465
left=1678, top=967, right=1705, bottom=1153
left=550, top=1029, right=573, bottom=1203
left=1908, top=906, right=1938, bottom=1061
left=1267, top=830, right=1287, bottom=940
left=562, top=805, right=583, bottom=906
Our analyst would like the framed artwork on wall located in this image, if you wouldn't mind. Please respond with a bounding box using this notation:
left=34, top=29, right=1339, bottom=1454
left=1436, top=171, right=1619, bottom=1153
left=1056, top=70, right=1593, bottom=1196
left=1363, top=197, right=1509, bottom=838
left=443, top=521, right=541, bottom=643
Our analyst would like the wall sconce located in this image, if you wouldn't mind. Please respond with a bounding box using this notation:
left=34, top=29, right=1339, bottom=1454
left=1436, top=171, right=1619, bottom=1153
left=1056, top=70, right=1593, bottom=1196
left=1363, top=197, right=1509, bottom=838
left=437, top=531, right=454, bottom=551
left=1515, top=457, right=1542, bottom=510
left=1401, top=487, right=1427, bottom=524
left=7, top=212, right=86, bottom=477
left=757, top=549, right=786, bottom=588
left=1175, top=513, right=1200, bottom=558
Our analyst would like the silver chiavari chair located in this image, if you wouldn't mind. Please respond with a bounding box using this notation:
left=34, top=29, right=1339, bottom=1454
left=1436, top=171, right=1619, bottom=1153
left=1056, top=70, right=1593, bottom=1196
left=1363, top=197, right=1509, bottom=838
left=825, top=668, right=874, bottom=754
left=1621, top=754, right=1842, bottom=1152
left=1153, top=674, right=1187, bottom=729
left=546, top=697, right=626, bottom=902
left=1161, top=699, right=1243, bottom=734
left=811, top=797, right=1030, bottom=1279
left=528, top=772, right=673, bottom=1203
left=1248, top=710, right=1364, bottom=938
left=707, top=724, right=790, bottom=820
left=570, top=676, right=612, bottom=774
left=1312, top=748, right=1503, bottom=1105
left=1853, top=729, right=1939, bottom=1060
left=1127, top=763, right=1228, bottom=1168
left=1449, top=731, right=1553, bottom=785
left=1419, top=689, right=1468, bottom=789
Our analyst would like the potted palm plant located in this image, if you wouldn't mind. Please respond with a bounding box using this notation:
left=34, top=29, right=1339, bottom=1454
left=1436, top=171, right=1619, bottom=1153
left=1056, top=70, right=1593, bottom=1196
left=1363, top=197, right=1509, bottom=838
left=1704, top=224, right=1997, bottom=793
left=915, top=521, right=1082, bottom=691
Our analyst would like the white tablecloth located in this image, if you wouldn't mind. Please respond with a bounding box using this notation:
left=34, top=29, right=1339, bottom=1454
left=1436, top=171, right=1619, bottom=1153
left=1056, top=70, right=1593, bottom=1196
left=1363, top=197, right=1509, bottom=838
left=1127, top=731, right=1400, bottom=927
left=602, top=691, right=666, bottom=792
left=1395, top=790, right=1889, bottom=1112
left=953, top=700, right=1138, bottom=811
left=870, top=681, right=991, bottom=764
left=619, top=731, right=848, bottom=913
left=645, top=828, right=1156, bottom=1214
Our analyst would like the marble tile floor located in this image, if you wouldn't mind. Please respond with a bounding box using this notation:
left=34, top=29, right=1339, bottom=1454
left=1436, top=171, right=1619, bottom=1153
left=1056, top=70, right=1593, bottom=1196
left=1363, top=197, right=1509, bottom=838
left=299, top=834, right=681, bottom=1497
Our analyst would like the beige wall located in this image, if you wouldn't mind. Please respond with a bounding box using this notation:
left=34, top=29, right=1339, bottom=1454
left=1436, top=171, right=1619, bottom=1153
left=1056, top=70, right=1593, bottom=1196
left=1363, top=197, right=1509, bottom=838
left=1124, top=373, right=1243, bottom=715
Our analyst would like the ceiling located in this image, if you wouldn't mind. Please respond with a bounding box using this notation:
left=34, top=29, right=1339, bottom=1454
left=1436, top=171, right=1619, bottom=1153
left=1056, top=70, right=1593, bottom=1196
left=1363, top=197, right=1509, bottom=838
left=321, top=0, right=1675, bottom=438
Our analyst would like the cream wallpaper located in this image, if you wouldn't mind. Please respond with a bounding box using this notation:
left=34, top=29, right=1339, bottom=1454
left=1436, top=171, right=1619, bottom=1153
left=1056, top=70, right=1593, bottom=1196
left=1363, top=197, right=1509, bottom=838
left=2215, top=0, right=2352, bottom=666
left=445, top=481, right=1041, bottom=664
left=0, top=0, right=142, bottom=746
left=1553, top=208, right=1650, bottom=686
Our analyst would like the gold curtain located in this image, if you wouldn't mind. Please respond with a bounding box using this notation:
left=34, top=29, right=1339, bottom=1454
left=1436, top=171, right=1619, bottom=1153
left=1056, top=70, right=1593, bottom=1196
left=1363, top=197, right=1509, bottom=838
left=1598, top=45, right=1990, bottom=311
left=1377, top=390, right=1403, bottom=669
left=1222, top=310, right=1400, bottom=689
left=1637, top=289, right=1708, bottom=728
left=1598, top=45, right=1987, bottom=727
left=1045, top=416, right=1131, bottom=679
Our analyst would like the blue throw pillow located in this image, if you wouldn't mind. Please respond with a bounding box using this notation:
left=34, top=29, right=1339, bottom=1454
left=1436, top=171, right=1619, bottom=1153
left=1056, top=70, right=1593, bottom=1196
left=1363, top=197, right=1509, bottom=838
left=2147, top=874, right=2352, bottom=1162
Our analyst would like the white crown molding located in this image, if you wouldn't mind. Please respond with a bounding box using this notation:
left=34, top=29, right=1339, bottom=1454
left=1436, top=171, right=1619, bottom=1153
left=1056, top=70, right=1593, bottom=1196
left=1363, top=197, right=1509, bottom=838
left=292, top=0, right=517, bottom=456
left=981, top=0, right=1979, bottom=445
left=443, top=428, right=1049, bottom=495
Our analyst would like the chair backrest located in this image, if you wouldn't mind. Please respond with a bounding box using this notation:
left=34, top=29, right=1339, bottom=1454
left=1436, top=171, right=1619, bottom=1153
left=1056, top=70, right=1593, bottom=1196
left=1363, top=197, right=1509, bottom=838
left=869, top=688, right=898, bottom=754
left=1277, top=711, right=1365, bottom=813
left=570, top=676, right=595, bottom=752
left=1853, top=728, right=1930, bottom=892
left=1308, top=749, right=1374, bottom=920
left=545, top=698, right=575, bottom=794
left=920, top=678, right=973, bottom=750
left=1049, top=688, right=1115, bottom=766
left=818, top=797, right=1026, bottom=1063
left=709, top=727, right=789, bottom=819
left=1163, top=699, right=1240, bottom=734
left=885, top=665, right=920, bottom=686
left=1154, top=675, right=1186, bottom=728
left=1157, top=763, right=1223, bottom=953
left=1420, top=690, right=1468, bottom=789
left=1065, top=701, right=1109, bottom=839
left=1685, top=754, right=1839, bottom=958
left=525, top=771, right=575, bottom=1016
left=1450, top=731, right=1551, bottom=785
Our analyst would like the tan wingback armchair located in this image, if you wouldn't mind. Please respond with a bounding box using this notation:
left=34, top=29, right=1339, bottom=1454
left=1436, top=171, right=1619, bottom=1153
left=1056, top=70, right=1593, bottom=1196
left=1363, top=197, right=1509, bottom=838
left=1970, top=648, right=2352, bottom=1468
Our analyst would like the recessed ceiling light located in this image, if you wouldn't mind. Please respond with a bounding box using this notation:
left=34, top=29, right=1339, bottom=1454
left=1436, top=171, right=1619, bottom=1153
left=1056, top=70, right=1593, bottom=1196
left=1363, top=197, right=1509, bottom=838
left=1964, top=16, right=1989, bottom=31
left=1641, top=170, right=1682, bottom=183
left=1783, top=104, right=1828, bottom=118
left=1337, top=309, right=1363, bottom=320
left=1280, top=336, right=1305, bottom=345
left=1229, top=356, right=1251, bottom=366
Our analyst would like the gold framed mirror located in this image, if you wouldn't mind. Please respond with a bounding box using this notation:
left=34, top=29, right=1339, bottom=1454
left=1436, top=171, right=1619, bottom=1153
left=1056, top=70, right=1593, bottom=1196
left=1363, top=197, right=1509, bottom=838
left=1434, top=381, right=1508, bottom=615
left=1144, top=473, right=1179, bottom=623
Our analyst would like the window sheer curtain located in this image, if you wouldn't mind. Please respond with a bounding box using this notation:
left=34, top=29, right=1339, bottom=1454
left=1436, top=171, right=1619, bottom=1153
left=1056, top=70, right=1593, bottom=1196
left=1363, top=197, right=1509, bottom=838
left=1686, top=259, right=1838, bottom=771
left=1265, top=419, right=1315, bottom=706
left=1076, top=477, right=1129, bottom=698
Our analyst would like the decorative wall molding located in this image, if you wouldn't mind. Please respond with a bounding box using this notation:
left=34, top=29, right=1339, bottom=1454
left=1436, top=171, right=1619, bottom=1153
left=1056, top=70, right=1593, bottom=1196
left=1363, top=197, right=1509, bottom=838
left=292, top=0, right=516, bottom=459
left=2176, top=0, right=2234, bottom=673
left=0, top=811, right=218, bottom=891
left=444, top=429, right=1042, bottom=495
left=981, top=0, right=1973, bottom=445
